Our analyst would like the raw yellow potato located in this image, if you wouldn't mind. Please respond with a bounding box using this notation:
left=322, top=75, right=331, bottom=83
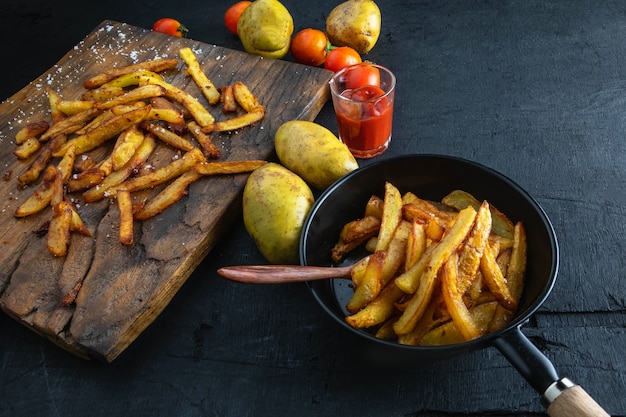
left=274, top=120, right=358, bottom=190
left=243, top=163, right=314, bottom=264
left=326, top=0, right=381, bottom=54
left=237, top=0, right=294, bottom=59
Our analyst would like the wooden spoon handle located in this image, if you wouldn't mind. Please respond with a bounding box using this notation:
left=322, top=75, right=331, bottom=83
left=217, top=265, right=353, bottom=284
left=547, top=385, right=610, bottom=417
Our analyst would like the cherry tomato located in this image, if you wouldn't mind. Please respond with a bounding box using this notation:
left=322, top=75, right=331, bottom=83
left=344, top=64, right=381, bottom=90
left=290, top=28, right=328, bottom=66
left=324, top=46, right=362, bottom=72
left=224, top=1, right=252, bottom=35
left=152, top=18, right=188, bottom=37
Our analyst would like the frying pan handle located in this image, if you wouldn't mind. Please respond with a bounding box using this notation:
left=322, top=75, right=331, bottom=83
left=493, top=326, right=610, bottom=416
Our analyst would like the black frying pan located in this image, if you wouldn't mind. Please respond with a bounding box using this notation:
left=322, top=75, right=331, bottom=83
left=300, top=154, right=609, bottom=416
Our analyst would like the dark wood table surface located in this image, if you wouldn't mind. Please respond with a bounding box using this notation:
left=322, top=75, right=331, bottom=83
left=1, top=1, right=625, bottom=416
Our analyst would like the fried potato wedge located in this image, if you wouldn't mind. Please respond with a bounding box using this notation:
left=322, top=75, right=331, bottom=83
left=133, top=169, right=202, bottom=221
left=15, top=120, right=49, bottom=144
left=83, top=58, right=178, bottom=89
left=14, top=138, right=41, bottom=160
left=376, top=182, right=403, bottom=252
left=232, top=81, right=265, bottom=113
left=117, top=189, right=135, bottom=245
left=47, top=201, right=73, bottom=257
left=442, top=190, right=514, bottom=239
left=194, top=160, right=267, bottom=176
left=346, top=250, right=385, bottom=313
left=179, top=47, right=221, bottom=105
left=201, top=110, right=265, bottom=133
left=141, top=121, right=195, bottom=152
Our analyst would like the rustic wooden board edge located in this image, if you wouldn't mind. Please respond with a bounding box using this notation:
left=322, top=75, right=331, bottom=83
left=0, top=20, right=333, bottom=362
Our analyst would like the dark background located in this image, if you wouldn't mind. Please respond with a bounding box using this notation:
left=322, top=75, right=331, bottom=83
left=1, top=1, right=625, bottom=416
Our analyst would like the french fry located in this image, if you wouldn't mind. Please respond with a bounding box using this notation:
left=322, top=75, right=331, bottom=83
left=14, top=138, right=41, bottom=160
left=15, top=120, right=49, bottom=144
left=457, top=201, right=492, bottom=294
left=188, top=121, right=220, bottom=159
left=47, top=201, right=73, bottom=257
left=506, top=222, right=527, bottom=303
left=14, top=145, right=76, bottom=217
left=441, top=252, right=481, bottom=341
left=179, top=47, right=221, bottom=105
left=111, top=125, right=145, bottom=171
left=139, top=73, right=215, bottom=127
left=17, top=135, right=66, bottom=186
left=133, top=169, right=202, bottom=221
left=82, top=134, right=157, bottom=202
left=442, top=190, right=514, bottom=239
left=380, top=221, right=410, bottom=286
left=405, top=220, right=427, bottom=270
left=81, top=85, right=125, bottom=102
left=66, top=168, right=106, bottom=193
left=95, top=84, right=165, bottom=110
left=331, top=216, right=381, bottom=262
left=117, top=190, right=134, bottom=245
left=57, top=99, right=96, bottom=115
left=220, top=85, right=237, bottom=113
left=346, top=250, right=385, bottom=313
left=346, top=280, right=405, bottom=328
left=393, top=206, right=477, bottom=335
left=39, top=108, right=101, bottom=142
left=101, top=69, right=165, bottom=89
left=111, top=147, right=205, bottom=195
left=480, top=242, right=518, bottom=311
left=202, top=110, right=265, bottom=133
left=233, top=81, right=265, bottom=113
left=375, top=182, right=403, bottom=252
left=194, top=160, right=267, bottom=176
left=364, top=195, right=384, bottom=218
left=47, top=89, right=66, bottom=123
left=83, top=58, right=178, bottom=89
left=140, top=121, right=195, bottom=152
left=420, top=301, right=498, bottom=346
left=53, top=105, right=151, bottom=157
left=74, top=110, right=115, bottom=135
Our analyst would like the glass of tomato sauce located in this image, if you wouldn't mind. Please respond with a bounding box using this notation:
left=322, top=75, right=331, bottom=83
left=329, top=63, right=396, bottom=158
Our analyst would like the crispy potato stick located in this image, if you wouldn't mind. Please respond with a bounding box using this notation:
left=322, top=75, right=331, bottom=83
left=188, top=121, right=220, bottom=159
left=83, top=58, right=178, bottom=89
left=113, top=147, right=206, bottom=195
left=402, top=203, right=448, bottom=229
left=194, top=160, right=267, bottom=176
left=402, top=192, right=454, bottom=222
left=61, top=281, right=82, bottom=307
left=480, top=242, right=518, bottom=311
left=346, top=250, right=385, bottom=313
left=220, top=85, right=237, bottom=113
left=405, top=220, right=427, bottom=270
left=346, top=281, right=405, bottom=328
left=57, top=100, right=95, bottom=115
left=179, top=47, right=221, bottom=105
left=111, top=125, right=145, bottom=171
left=379, top=221, right=410, bottom=286
left=14, top=145, right=76, bottom=217
left=376, top=182, right=403, bottom=252
left=66, top=168, right=106, bottom=193
left=442, top=190, right=514, bottom=239
left=83, top=135, right=157, bottom=202
left=134, top=169, right=203, bottom=221
left=233, top=81, right=265, bottom=113
left=117, top=190, right=135, bottom=245
left=15, top=120, right=49, bottom=144
left=47, top=89, right=66, bottom=123
left=139, top=73, right=215, bottom=127
left=14, top=138, right=41, bottom=160
left=101, top=70, right=165, bottom=89
left=457, top=201, right=492, bottom=294
left=81, top=86, right=125, bottom=102
left=202, top=110, right=264, bottom=133
left=364, top=195, right=384, bottom=218
left=393, top=206, right=477, bottom=335
left=53, top=105, right=151, bottom=157
left=331, top=216, right=381, bottom=262
left=75, top=110, right=115, bottom=135
left=506, top=222, right=527, bottom=302
left=50, top=167, right=64, bottom=208
left=420, top=301, right=498, bottom=346
left=350, top=255, right=370, bottom=286
left=441, top=252, right=481, bottom=341
left=17, top=135, right=66, bottom=186
left=95, top=84, right=165, bottom=110
left=39, top=108, right=101, bottom=142
left=140, top=121, right=195, bottom=152
left=147, top=107, right=185, bottom=124
left=69, top=204, right=91, bottom=237
left=47, top=201, right=73, bottom=257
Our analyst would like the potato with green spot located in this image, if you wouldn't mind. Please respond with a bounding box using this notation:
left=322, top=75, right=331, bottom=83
left=275, top=120, right=359, bottom=190
left=243, top=163, right=314, bottom=264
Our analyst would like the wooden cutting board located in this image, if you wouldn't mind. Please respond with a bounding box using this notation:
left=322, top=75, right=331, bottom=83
left=0, top=20, right=333, bottom=362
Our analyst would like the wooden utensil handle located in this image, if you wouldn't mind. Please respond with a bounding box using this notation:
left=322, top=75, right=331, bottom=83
left=547, top=385, right=610, bottom=417
left=217, top=265, right=353, bottom=284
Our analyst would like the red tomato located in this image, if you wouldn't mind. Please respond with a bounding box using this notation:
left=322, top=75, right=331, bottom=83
left=344, top=64, right=381, bottom=90
left=324, top=46, right=362, bottom=72
left=290, top=28, right=328, bottom=66
left=348, top=85, right=386, bottom=102
left=224, top=1, right=252, bottom=35
left=152, top=18, right=188, bottom=37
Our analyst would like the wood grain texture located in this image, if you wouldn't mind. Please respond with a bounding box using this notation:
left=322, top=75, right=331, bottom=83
left=0, top=20, right=332, bottom=361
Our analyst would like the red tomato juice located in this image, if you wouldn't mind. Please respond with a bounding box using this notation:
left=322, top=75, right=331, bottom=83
left=335, top=86, right=393, bottom=158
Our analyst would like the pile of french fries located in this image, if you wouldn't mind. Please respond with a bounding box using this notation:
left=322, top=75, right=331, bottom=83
left=12, top=47, right=268, bottom=258
left=331, top=182, right=527, bottom=346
